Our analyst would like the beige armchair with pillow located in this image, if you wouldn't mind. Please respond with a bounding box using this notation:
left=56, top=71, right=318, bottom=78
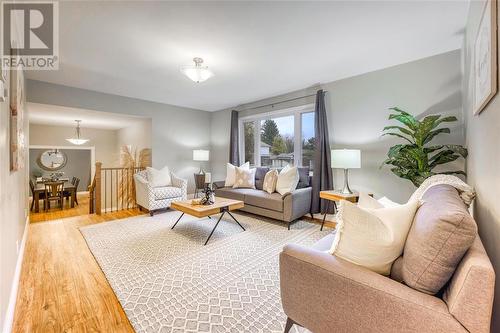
left=134, top=167, right=187, bottom=216
left=280, top=185, right=495, bottom=333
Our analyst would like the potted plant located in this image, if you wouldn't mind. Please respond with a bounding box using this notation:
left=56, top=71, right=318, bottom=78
left=381, top=107, right=468, bottom=187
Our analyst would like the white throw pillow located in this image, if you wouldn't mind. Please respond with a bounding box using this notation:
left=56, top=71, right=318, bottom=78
left=146, top=166, right=171, bottom=187
left=358, top=192, right=400, bottom=209
left=275, top=165, right=299, bottom=195
left=263, top=169, right=279, bottom=194
left=233, top=167, right=256, bottom=189
left=225, top=162, right=249, bottom=187
left=330, top=199, right=420, bottom=275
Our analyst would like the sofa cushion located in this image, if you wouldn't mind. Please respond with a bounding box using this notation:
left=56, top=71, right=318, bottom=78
left=153, top=186, right=182, bottom=200
left=147, top=166, right=171, bottom=187
left=233, top=167, right=256, bottom=189
left=297, top=167, right=310, bottom=189
left=255, top=167, right=269, bottom=190
left=402, top=184, right=477, bottom=295
left=244, top=190, right=284, bottom=212
left=214, top=187, right=256, bottom=201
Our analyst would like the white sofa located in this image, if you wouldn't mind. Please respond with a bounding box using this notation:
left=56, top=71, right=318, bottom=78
left=134, top=170, right=187, bottom=216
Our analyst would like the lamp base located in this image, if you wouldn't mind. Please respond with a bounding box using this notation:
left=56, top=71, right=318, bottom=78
left=341, top=169, right=353, bottom=194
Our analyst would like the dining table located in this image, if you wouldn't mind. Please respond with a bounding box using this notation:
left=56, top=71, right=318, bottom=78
left=33, top=181, right=76, bottom=213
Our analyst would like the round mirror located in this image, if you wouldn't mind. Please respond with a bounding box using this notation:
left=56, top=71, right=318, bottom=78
left=37, top=149, right=67, bottom=171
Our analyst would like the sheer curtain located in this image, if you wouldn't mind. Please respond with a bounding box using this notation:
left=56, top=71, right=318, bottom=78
left=229, top=110, right=240, bottom=165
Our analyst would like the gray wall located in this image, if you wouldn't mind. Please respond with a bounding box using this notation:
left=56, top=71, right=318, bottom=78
left=211, top=50, right=464, bottom=202
left=0, top=15, right=28, bottom=332
left=27, top=80, right=211, bottom=193
left=29, top=149, right=92, bottom=190
left=463, top=1, right=500, bottom=331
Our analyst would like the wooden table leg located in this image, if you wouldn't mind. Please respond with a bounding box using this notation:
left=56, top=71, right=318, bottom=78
left=35, top=191, right=40, bottom=213
left=320, top=200, right=330, bottom=231
left=71, top=189, right=76, bottom=208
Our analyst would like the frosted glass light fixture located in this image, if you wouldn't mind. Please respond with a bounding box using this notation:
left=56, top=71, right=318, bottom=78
left=181, top=57, right=214, bottom=83
left=331, top=149, right=361, bottom=194
left=66, top=120, right=89, bottom=145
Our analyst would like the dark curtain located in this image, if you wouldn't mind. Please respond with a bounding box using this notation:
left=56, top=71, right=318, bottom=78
left=311, top=90, right=333, bottom=214
left=229, top=110, right=240, bottom=165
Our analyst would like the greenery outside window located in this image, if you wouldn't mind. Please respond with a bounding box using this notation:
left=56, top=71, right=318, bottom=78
left=239, top=104, right=315, bottom=171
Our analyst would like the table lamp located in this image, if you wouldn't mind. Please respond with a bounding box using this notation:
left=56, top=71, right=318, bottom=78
left=331, top=149, right=361, bottom=194
left=193, top=149, right=210, bottom=174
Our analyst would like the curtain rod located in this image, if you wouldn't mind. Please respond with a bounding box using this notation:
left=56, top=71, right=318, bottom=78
left=237, top=91, right=326, bottom=112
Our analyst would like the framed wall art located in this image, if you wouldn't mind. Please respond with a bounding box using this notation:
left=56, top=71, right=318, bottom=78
left=473, top=0, right=498, bottom=115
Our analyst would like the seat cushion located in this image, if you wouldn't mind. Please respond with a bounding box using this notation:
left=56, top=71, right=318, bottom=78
left=402, top=184, right=477, bottom=295
left=244, top=190, right=284, bottom=212
left=152, top=186, right=182, bottom=200
left=214, top=187, right=256, bottom=201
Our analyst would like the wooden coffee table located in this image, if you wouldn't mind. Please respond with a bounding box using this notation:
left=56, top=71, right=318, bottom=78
left=170, top=197, right=245, bottom=245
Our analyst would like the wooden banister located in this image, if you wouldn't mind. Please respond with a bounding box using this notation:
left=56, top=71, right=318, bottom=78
left=89, top=162, right=143, bottom=215
left=95, top=162, right=102, bottom=215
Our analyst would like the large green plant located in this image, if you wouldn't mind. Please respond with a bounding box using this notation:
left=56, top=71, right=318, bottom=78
left=381, top=107, right=468, bottom=187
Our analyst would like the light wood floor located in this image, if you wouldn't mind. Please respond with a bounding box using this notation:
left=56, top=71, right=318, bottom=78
left=15, top=199, right=336, bottom=333
left=29, top=193, right=91, bottom=223
left=14, top=206, right=143, bottom=333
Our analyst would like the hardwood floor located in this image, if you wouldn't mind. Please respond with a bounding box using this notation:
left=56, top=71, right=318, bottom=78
left=29, top=193, right=91, bottom=223
left=15, top=202, right=336, bottom=333
left=13, top=207, right=143, bottom=333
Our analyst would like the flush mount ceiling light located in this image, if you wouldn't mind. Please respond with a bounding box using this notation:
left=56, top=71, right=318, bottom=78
left=181, top=57, right=214, bottom=83
left=66, top=120, right=89, bottom=145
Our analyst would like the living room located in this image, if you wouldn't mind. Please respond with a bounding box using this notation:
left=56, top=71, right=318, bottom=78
left=1, top=1, right=499, bottom=333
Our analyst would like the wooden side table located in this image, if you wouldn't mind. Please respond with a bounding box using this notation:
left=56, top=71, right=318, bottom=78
left=319, top=191, right=367, bottom=231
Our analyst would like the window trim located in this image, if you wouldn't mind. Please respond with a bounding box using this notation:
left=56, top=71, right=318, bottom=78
left=238, top=103, right=315, bottom=167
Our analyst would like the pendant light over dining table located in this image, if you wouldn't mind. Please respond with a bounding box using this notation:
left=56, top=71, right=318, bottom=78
left=66, top=120, right=89, bottom=145
left=181, top=57, right=214, bottom=83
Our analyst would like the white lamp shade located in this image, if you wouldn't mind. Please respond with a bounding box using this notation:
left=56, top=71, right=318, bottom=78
left=331, top=149, right=361, bottom=169
left=193, top=149, right=210, bottom=161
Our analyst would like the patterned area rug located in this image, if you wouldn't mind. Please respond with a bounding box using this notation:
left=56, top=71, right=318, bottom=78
left=80, top=210, right=329, bottom=333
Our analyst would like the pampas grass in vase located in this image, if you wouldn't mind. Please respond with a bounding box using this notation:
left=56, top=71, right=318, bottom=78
left=119, top=145, right=151, bottom=208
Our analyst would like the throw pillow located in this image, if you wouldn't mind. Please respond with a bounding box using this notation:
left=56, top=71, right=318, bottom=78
left=262, top=169, right=279, bottom=194
left=146, top=166, right=171, bottom=187
left=402, top=184, right=477, bottom=295
left=232, top=167, right=256, bottom=189
left=330, top=199, right=420, bottom=275
left=225, top=162, right=249, bottom=187
left=357, top=192, right=383, bottom=209
left=254, top=167, right=270, bottom=190
left=275, top=165, right=299, bottom=195
left=296, top=167, right=310, bottom=189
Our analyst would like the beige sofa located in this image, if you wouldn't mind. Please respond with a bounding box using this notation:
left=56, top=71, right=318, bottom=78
left=214, top=167, right=312, bottom=229
left=280, top=184, right=495, bottom=333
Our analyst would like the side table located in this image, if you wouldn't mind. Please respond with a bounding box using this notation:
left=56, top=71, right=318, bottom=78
left=319, top=191, right=371, bottom=231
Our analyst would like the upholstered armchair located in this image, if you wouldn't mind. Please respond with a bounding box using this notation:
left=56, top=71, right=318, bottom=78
left=134, top=170, right=187, bottom=216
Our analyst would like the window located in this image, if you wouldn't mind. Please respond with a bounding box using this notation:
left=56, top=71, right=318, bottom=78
left=301, top=112, right=315, bottom=170
left=260, top=115, right=294, bottom=168
left=243, top=121, right=255, bottom=166
left=240, top=105, right=315, bottom=170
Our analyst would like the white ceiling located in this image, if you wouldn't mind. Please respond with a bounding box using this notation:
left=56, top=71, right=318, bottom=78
left=28, top=103, right=148, bottom=130
left=26, top=1, right=469, bottom=111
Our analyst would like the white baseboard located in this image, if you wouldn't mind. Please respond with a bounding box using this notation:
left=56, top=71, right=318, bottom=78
left=2, top=216, right=29, bottom=333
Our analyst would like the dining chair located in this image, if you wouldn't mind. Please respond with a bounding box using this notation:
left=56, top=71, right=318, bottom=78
left=29, top=179, right=45, bottom=211
left=44, top=181, right=64, bottom=211
left=64, top=177, right=80, bottom=206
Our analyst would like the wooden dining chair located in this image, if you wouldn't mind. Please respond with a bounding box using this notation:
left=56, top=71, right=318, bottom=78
left=30, top=179, right=43, bottom=211
left=44, top=181, right=64, bottom=211
left=64, top=177, right=80, bottom=206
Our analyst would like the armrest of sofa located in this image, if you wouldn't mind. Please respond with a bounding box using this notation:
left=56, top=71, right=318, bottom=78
left=280, top=244, right=464, bottom=333
left=171, top=173, right=187, bottom=199
left=213, top=180, right=226, bottom=189
left=283, top=187, right=312, bottom=222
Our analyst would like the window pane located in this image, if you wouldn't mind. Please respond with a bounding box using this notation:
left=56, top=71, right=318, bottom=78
left=243, top=121, right=255, bottom=166
left=301, top=112, right=315, bottom=171
left=260, top=116, right=294, bottom=168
